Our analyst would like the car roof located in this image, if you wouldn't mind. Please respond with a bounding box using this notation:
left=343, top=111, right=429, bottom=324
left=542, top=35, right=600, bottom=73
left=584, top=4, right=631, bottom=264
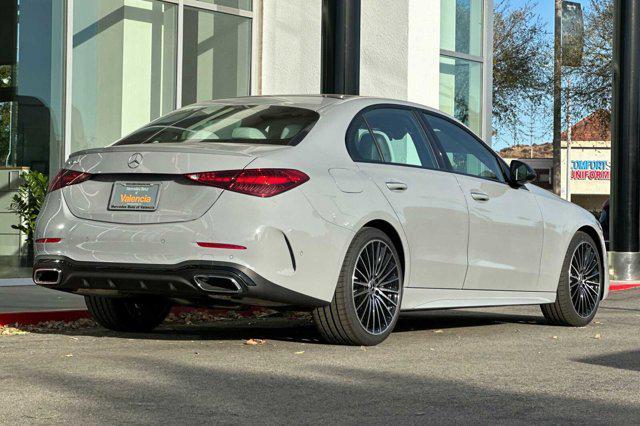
left=196, top=94, right=443, bottom=114
left=197, top=94, right=355, bottom=112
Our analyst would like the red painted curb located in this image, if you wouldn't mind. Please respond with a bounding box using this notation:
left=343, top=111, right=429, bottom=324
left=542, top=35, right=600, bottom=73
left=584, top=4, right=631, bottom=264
left=610, top=282, right=640, bottom=292
left=0, top=306, right=266, bottom=327
left=0, top=309, right=90, bottom=327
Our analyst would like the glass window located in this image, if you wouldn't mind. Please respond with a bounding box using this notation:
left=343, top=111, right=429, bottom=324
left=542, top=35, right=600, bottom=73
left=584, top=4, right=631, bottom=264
left=182, top=7, right=251, bottom=106
left=440, top=0, right=483, bottom=56
left=71, top=0, right=178, bottom=153
left=346, top=116, right=383, bottom=163
left=0, top=0, right=65, bottom=279
left=424, top=113, right=503, bottom=182
left=439, top=55, right=482, bottom=136
left=363, top=108, right=436, bottom=168
left=198, top=0, right=253, bottom=11
left=116, top=105, right=318, bottom=145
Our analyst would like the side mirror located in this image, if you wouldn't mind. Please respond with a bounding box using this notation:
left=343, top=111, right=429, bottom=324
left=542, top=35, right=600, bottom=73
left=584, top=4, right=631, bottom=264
left=510, top=160, right=537, bottom=186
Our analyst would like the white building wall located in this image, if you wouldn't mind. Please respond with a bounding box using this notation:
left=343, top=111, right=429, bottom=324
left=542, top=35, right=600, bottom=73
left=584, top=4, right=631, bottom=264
left=359, top=0, right=409, bottom=101
left=256, top=0, right=322, bottom=95
left=256, top=0, right=441, bottom=109
left=406, top=0, right=440, bottom=108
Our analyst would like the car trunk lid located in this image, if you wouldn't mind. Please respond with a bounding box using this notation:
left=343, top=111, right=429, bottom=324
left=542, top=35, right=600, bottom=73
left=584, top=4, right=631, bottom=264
left=62, top=143, right=287, bottom=224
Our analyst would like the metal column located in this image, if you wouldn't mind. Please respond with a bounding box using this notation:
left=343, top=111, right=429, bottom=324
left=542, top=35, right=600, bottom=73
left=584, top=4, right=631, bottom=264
left=609, top=0, right=640, bottom=281
left=321, top=0, right=361, bottom=95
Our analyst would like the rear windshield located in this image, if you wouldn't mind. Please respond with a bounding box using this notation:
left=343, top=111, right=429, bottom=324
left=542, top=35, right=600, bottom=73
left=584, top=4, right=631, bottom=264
left=114, top=105, right=319, bottom=146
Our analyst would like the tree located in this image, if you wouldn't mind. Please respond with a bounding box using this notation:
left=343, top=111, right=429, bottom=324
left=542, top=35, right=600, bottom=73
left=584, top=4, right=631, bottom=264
left=493, top=0, right=552, bottom=140
left=568, top=0, right=613, bottom=115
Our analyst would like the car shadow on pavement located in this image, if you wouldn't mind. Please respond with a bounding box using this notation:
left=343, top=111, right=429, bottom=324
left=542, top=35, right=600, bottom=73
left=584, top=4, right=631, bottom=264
left=24, top=309, right=548, bottom=344
left=396, top=309, right=546, bottom=333
left=576, top=349, right=640, bottom=372
left=9, top=357, right=640, bottom=423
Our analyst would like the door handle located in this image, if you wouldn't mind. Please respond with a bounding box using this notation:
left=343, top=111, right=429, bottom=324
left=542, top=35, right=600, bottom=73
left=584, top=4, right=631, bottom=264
left=385, top=181, right=408, bottom=192
left=470, top=190, right=490, bottom=201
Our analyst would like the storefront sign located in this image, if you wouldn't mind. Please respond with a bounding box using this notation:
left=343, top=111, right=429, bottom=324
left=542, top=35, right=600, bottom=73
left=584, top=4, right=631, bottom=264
left=571, top=160, right=610, bottom=180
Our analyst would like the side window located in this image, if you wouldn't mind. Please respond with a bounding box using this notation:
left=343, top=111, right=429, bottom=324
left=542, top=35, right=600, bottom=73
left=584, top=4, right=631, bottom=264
left=346, top=116, right=384, bottom=162
left=363, top=109, right=437, bottom=168
left=423, top=114, right=504, bottom=182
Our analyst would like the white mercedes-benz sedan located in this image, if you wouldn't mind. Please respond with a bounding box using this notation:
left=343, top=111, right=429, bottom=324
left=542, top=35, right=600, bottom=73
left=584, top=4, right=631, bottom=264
left=33, top=95, right=609, bottom=345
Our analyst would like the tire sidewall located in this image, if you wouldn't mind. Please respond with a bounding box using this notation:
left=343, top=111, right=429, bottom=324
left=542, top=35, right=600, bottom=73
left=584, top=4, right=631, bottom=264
left=558, top=232, right=602, bottom=326
left=338, top=228, right=404, bottom=345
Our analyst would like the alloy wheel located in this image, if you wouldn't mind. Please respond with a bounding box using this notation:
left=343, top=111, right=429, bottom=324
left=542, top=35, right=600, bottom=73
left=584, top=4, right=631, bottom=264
left=352, top=239, right=401, bottom=335
left=569, top=241, right=601, bottom=318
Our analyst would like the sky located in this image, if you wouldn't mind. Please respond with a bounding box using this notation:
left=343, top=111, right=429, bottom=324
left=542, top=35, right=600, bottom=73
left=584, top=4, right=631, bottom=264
left=492, top=1, right=592, bottom=150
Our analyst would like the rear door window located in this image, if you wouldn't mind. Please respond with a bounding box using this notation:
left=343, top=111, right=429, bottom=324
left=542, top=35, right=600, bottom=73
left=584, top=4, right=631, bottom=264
left=363, top=108, right=437, bottom=168
left=115, top=105, right=319, bottom=146
left=346, top=108, right=438, bottom=168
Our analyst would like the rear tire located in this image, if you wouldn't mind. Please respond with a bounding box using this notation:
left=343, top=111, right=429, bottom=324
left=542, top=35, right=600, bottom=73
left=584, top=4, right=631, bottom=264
left=313, top=227, right=403, bottom=346
left=541, top=231, right=603, bottom=327
left=85, top=295, right=172, bottom=332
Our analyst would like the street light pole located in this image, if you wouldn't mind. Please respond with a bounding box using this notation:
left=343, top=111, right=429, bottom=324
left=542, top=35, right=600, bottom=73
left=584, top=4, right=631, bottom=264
left=610, top=0, right=640, bottom=281
left=565, top=76, right=572, bottom=201
left=552, top=0, right=563, bottom=196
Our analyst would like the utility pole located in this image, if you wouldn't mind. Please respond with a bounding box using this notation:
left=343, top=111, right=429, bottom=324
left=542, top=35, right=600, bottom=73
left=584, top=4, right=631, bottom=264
left=552, top=0, right=563, bottom=196
left=565, top=76, right=572, bottom=201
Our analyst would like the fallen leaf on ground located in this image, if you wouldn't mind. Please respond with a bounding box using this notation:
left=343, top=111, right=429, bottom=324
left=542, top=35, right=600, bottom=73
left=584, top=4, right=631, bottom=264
left=593, top=333, right=602, bottom=339
left=0, top=326, right=29, bottom=336
left=244, top=338, right=266, bottom=346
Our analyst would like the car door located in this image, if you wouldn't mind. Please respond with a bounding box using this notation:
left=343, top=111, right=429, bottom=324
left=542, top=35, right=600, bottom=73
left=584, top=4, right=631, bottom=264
left=422, top=113, right=544, bottom=291
left=347, top=107, right=469, bottom=289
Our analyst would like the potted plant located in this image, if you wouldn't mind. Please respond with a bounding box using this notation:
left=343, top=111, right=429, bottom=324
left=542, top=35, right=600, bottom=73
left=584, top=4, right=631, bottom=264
left=9, top=170, right=48, bottom=266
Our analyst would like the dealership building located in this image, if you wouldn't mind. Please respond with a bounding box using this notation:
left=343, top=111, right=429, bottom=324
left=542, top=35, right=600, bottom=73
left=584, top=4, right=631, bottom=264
left=502, top=111, right=612, bottom=213
left=0, top=0, right=494, bottom=282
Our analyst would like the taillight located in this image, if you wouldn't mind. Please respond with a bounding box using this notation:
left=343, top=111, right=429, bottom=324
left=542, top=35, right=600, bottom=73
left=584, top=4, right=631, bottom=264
left=35, top=238, right=62, bottom=244
left=48, top=169, right=92, bottom=192
left=185, top=169, right=309, bottom=197
left=197, top=242, right=246, bottom=250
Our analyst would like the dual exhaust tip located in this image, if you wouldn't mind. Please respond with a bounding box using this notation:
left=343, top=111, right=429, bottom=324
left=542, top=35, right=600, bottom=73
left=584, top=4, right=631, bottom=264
left=193, top=274, right=242, bottom=294
left=33, top=268, right=242, bottom=295
left=33, top=268, right=62, bottom=286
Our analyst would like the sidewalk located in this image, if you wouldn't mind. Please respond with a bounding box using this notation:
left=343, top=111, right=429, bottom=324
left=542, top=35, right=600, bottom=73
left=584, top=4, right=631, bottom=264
left=0, top=284, right=86, bottom=314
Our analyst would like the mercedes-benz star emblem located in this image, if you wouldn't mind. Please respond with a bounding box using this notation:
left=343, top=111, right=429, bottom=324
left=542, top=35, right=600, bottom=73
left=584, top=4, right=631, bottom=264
left=128, top=153, right=143, bottom=169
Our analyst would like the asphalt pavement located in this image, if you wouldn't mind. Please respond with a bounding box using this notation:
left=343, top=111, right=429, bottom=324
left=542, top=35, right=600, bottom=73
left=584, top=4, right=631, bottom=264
left=1, top=289, right=639, bottom=424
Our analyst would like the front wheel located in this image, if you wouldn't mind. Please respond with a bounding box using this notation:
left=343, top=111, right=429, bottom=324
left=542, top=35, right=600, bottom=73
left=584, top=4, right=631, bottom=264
left=313, top=227, right=403, bottom=346
left=85, top=295, right=172, bottom=332
left=541, top=231, right=603, bottom=326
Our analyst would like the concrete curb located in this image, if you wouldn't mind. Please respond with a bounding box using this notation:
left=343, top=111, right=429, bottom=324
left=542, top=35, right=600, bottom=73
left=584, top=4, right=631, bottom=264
left=609, top=281, right=640, bottom=292
left=0, top=309, right=90, bottom=327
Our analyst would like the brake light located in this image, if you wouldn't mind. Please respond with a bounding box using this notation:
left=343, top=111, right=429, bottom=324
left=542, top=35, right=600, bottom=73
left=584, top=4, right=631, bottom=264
left=197, top=242, right=246, bottom=250
left=35, top=238, right=62, bottom=244
left=48, top=169, right=92, bottom=192
left=185, top=169, right=309, bottom=197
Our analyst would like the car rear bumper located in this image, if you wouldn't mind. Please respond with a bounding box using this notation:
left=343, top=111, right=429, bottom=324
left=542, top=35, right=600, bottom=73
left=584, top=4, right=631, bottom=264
left=33, top=256, right=328, bottom=308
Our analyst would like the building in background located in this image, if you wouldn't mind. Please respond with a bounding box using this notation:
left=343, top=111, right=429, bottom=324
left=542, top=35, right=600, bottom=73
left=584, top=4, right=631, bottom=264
left=501, top=110, right=611, bottom=213
left=0, top=0, right=494, bottom=282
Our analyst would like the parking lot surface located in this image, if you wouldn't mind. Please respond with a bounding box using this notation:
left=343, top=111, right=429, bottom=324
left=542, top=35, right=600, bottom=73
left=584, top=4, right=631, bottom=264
left=1, top=290, right=639, bottom=424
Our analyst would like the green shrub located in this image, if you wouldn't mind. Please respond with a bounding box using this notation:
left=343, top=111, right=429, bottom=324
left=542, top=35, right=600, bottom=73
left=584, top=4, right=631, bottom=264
left=9, top=170, right=49, bottom=242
